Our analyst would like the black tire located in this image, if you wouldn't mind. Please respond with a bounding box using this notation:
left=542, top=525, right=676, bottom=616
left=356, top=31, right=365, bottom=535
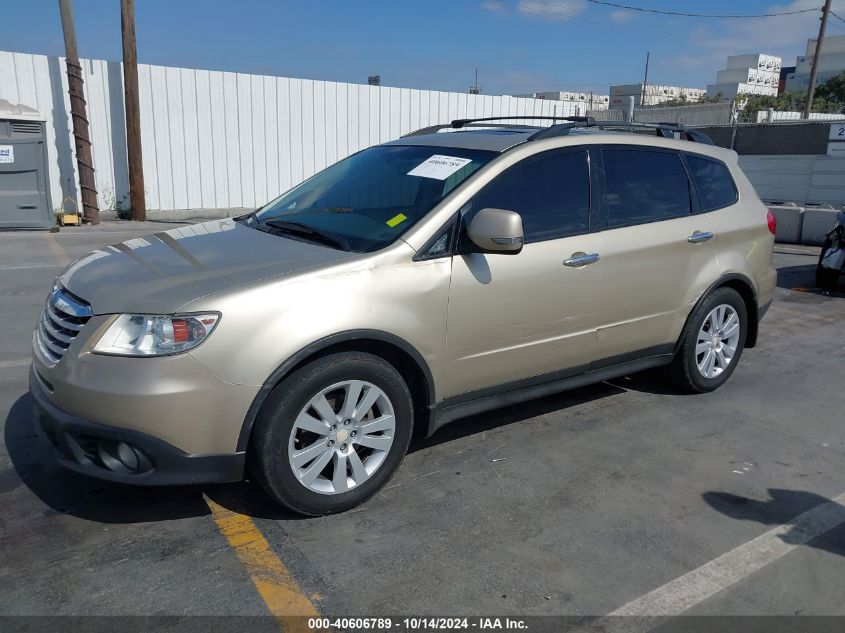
left=666, top=287, right=748, bottom=394
left=250, top=352, right=413, bottom=516
left=816, top=238, right=839, bottom=289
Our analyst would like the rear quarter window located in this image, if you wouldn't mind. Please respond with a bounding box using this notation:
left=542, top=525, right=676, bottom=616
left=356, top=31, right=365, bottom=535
left=685, top=155, right=738, bottom=211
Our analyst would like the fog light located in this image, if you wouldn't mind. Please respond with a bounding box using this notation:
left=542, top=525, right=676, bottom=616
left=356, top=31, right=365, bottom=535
left=117, top=442, right=139, bottom=471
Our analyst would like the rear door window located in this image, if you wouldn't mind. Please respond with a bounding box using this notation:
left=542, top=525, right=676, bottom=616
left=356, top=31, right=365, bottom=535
left=601, top=149, right=692, bottom=228
left=685, top=155, right=738, bottom=211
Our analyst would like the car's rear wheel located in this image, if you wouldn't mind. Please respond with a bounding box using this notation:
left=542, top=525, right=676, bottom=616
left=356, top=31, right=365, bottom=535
left=250, top=352, right=413, bottom=515
left=666, top=286, right=748, bottom=393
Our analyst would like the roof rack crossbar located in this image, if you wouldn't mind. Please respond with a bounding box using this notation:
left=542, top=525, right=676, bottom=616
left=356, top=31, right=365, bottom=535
left=401, top=122, right=547, bottom=138
left=449, top=115, right=594, bottom=129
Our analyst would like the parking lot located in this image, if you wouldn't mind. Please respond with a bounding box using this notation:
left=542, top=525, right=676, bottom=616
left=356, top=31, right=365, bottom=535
left=2, top=222, right=845, bottom=624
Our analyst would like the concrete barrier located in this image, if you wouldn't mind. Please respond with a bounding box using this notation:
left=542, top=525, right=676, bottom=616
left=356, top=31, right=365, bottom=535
left=768, top=204, right=804, bottom=244
left=801, top=207, right=839, bottom=245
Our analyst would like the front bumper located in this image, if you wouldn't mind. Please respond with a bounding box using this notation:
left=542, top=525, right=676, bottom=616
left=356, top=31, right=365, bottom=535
left=30, top=366, right=245, bottom=486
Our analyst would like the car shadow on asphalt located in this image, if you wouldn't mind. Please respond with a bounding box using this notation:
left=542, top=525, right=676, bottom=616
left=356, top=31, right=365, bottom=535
left=3, top=392, right=302, bottom=523
left=5, top=370, right=673, bottom=523
left=409, top=380, right=632, bottom=452
left=777, top=264, right=845, bottom=297
left=604, top=368, right=683, bottom=396
left=777, top=263, right=818, bottom=289
left=703, top=489, right=845, bottom=557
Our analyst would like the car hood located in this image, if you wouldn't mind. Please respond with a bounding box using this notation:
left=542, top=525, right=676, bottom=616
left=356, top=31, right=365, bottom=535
left=59, top=219, right=359, bottom=314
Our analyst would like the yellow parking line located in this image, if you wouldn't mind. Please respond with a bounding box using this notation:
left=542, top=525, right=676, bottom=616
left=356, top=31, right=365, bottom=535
left=44, top=234, right=70, bottom=266
left=205, top=497, right=319, bottom=630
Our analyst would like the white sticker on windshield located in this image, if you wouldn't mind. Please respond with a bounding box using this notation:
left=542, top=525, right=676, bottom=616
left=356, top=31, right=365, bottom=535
left=407, top=155, right=472, bottom=180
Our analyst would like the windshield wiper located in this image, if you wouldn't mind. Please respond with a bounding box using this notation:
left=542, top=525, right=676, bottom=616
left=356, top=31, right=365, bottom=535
left=262, top=219, right=350, bottom=251
left=235, top=209, right=260, bottom=225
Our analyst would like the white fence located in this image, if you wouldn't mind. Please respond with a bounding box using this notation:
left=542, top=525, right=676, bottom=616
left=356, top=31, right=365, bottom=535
left=0, top=50, right=576, bottom=214
left=755, top=110, right=845, bottom=123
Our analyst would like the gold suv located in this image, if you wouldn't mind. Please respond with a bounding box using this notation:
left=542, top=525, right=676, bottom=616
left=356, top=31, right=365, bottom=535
left=30, top=117, right=777, bottom=515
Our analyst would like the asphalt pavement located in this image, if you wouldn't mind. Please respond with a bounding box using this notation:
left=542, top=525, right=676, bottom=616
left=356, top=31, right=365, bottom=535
left=1, top=222, right=844, bottom=625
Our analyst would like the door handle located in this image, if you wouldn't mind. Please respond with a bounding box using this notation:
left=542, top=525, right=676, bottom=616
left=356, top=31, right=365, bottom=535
left=17, top=204, right=37, bottom=210
left=563, top=252, right=600, bottom=267
left=687, top=231, right=714, bottom=244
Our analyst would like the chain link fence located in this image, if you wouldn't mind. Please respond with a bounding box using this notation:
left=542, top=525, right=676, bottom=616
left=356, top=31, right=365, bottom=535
left=693, top=121, right=842, bottom=155
left=584, top=100, right=843, bottom=155
left=633, top=102, right=736, bottom=126
left=585, top=108, right=625, bottom=121
left=589, top=102, right=735, bottom=126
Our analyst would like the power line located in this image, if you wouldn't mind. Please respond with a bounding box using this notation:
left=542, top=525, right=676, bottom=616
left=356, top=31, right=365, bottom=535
left=830, top=9, right=845, bottom=23
left=585, top=0, right=821, bottom=19
left=518, top=0, right=640, bottom=29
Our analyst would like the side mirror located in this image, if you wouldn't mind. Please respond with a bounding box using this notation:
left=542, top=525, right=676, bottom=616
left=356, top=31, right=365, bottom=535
left=466, top=208, right=524, bottom=254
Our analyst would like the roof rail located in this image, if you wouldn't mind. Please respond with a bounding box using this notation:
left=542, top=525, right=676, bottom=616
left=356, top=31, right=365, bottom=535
left=531, top=119, right=714, bottom=144
left=402, top=116, right=713, bottom=145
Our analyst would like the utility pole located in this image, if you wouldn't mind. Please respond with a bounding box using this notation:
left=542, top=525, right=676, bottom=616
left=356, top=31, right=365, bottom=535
left=640, top=51, right=650, bottom=107
left=58, top=0, right=99, bottom=224
left=121, top=0, right=145, bottom=220
left=469, top=68, right=481, bottom=94
left=803, top=0, right=832, bottom=119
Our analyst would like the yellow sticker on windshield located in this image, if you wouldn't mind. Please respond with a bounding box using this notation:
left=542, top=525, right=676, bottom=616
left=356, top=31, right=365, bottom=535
left=386, top=213, right=407, bottom=228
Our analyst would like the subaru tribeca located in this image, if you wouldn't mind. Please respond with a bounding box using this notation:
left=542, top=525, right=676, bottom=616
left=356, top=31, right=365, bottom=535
left=30, top=117, right=777, bottom=515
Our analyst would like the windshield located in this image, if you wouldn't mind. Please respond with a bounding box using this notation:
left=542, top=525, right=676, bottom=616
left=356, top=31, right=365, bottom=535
left=252, top=145, right=497, bottom=252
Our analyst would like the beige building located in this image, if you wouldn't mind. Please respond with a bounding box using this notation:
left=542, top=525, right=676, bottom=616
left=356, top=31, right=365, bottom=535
left=608, top=83, right=706, bottom=108
left=513, top=91, right=611, bottom=111
left=707, top=53, right=782, bottom=99
left=784, top=34, right=845, bottom=93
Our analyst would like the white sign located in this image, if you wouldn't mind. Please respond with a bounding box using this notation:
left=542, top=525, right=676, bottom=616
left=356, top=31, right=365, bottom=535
left=0, top=145, right=13, bottom=164
left=827, top=142, right=845, bottom=157
left=829, top=122, right=845, bottom=141
left=407, top=155, right=472, bottom=180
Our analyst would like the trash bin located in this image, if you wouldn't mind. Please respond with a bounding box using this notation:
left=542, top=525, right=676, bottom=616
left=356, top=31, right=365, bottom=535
left=0, top=99, right=54, bottom=229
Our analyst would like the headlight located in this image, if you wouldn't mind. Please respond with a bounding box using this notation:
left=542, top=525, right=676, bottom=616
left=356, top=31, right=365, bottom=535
left=93, top=313, right=220, bottom=356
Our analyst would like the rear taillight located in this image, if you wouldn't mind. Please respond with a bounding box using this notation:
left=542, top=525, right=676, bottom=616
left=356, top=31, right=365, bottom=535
left=767, top=209, right=777, bottom=235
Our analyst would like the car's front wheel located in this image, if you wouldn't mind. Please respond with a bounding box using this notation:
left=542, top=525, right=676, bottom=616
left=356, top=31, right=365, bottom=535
left=666, top=286, right=748, bottom=393
left=251, top=352, right=413, bottom=515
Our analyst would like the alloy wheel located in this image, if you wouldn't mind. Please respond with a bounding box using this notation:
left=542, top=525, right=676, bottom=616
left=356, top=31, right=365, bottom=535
left=287, top=380, right=395, bottom=494
left=695, top=304, right=741, bottom=379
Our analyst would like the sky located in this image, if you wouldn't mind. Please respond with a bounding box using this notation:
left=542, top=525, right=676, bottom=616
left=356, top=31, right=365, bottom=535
left=2, top=0, right=845, bottom=96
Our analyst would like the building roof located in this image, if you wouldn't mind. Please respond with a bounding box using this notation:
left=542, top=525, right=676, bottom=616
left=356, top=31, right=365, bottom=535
left=0, top=99, right=45, bottom=122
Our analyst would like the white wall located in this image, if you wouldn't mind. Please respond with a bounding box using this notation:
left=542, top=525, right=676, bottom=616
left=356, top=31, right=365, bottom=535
left=739, top=155, right=845, bottom=205
left=755, top=110, right=845, bottom=123
left=0, top=50, right=571, bottom=214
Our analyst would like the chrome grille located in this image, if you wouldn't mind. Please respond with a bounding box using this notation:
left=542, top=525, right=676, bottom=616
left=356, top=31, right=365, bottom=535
left=36, top=287, right=92, bottom=364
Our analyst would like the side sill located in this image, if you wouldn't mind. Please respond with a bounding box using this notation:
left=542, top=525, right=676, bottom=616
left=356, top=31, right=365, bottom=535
left=428, top=353, right=674, bottom=435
